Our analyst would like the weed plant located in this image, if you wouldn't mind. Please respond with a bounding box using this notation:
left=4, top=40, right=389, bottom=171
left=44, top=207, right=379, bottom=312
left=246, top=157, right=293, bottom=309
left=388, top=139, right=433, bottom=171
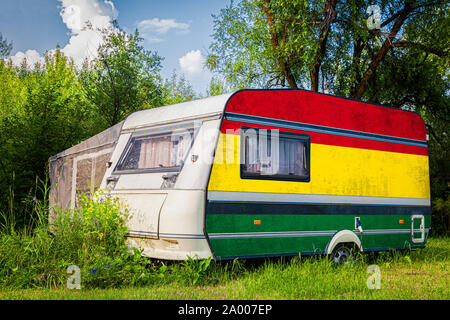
left=0, top=185, right=246, bottom=290
left=0, top=187, right=157, bottom=289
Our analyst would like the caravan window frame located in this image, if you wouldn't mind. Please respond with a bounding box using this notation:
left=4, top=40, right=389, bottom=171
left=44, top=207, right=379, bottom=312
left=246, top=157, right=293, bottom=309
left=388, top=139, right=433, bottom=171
left=240, top=127, right=311, bottom=182
left=113, top=127, right=196, bottom=174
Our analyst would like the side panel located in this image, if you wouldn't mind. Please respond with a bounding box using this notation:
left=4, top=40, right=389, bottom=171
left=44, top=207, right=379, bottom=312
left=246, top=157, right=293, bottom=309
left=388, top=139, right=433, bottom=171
left=117, top=193, right=167, bottom=238
left=112, top=189, right=212, bottom=260
left=205, top=90, right=431, bottom=259
left=49, top=121, right=124, bottom=216
left=208, top=137, right=429, bottom=198
left=101, top=119, right=222, bottom=260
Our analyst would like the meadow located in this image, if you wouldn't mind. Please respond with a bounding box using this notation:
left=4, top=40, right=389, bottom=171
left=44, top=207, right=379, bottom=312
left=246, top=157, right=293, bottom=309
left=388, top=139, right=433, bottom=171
left=0, top=191, right=448, bottom=300
left=0, top=238, right=448, bottom=300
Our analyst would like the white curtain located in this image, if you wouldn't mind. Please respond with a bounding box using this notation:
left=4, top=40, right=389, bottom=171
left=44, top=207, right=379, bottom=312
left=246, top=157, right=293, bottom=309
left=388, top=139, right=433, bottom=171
left=137, top=131, right=193, bottom=169
left=244, top=134, right=260, bottom=173
left=244, top=132, right=306, bottom=177
left=138, top=136, right=171, bottom=168
left=279, top=139, right=305, bottom=176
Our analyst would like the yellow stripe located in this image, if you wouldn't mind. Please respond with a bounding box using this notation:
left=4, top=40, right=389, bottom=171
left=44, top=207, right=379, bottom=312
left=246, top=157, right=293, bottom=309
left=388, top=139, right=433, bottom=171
left=208, top=134, right=430, bottom=199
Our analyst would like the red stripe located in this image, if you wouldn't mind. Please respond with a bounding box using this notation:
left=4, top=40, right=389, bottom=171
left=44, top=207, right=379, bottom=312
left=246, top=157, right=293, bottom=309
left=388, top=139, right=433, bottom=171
left=225, top=90, right=427, bottom=141
left=221, top=119, right=428, bottom=156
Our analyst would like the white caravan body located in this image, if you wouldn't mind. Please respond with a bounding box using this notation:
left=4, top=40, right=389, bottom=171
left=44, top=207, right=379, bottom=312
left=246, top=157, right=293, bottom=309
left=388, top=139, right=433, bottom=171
left=103, top=94, right=232, bottom=259
left=50, top=94, right=231, bottom=260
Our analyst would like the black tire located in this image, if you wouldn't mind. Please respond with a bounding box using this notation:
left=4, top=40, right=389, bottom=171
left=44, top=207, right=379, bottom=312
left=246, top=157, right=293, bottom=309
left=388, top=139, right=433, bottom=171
left=331, top=243, right=355, bottom=266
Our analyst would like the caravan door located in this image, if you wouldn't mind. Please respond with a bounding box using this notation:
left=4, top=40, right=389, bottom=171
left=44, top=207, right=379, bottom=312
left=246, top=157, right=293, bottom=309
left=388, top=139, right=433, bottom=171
left=116, top=192, right=167, bottom=239
left=411, top=214, right=425, bottom=244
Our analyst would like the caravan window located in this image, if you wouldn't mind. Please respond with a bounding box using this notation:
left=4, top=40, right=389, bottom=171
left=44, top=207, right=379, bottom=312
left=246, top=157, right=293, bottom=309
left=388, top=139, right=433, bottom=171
left=241, top=128, right=310, bottom=181
left=115, top=128, right=194, bottom=173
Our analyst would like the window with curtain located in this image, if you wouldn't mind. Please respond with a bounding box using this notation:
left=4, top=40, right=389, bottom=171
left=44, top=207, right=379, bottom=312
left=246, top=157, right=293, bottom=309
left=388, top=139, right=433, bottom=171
left=115, top=128, right=194, bottom=172
left=241, top=128, right=310, bottom=181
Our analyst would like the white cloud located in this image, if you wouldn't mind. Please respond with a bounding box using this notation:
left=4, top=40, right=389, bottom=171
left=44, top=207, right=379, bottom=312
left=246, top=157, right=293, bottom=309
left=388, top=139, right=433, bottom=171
left=178, top=50, right=213, bottom=94
left=59, top=0, right=117, bottom=34
left=138, top=18, right=189, bottom=35
left=179, top=50, right=205, bottom=75
left=9, top=0, right=119, bottom=68
left=137, top=18, right=190, bottom=43
left=9, top=49, right=44, bottom=68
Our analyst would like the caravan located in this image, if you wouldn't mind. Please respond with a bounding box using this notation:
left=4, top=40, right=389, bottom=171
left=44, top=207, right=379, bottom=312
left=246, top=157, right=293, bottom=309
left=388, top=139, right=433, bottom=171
left=49, top=89, right=430, bottom=262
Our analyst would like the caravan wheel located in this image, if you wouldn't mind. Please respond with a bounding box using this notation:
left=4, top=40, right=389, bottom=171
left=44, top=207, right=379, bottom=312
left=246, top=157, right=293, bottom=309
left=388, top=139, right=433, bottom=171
left=331, top=243, right=353, bottom=266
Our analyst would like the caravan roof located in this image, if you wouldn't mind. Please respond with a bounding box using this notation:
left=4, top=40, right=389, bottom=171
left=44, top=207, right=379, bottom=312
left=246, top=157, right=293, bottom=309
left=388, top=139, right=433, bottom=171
left=122, top=93, right=233, bottom=131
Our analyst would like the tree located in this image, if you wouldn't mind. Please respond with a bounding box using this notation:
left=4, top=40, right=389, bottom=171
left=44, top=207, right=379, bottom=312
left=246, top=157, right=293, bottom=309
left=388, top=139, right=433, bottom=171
left=0, top=59, right=27, bottom=202
left=162, top=72, right=197, bottom=104
left=207, top=0, right=448, bottom=99
left=206, top=75, right=232, bottom=96
left=81, top=26, right=165, bottom=129
left=0, top=49, right=91, bottom=223
left=0, top=32, right=12, bottom=58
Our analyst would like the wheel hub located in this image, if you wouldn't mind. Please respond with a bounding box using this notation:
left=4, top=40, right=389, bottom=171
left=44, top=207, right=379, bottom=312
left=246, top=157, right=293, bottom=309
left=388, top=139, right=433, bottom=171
left=334, top=248, right=350, bottom=265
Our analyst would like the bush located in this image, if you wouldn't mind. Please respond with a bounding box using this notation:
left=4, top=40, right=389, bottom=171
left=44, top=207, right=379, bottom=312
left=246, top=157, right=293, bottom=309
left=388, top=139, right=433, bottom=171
left=0, top=189, right=157, bottom=289
left=431, top=196, right=450, bottom=236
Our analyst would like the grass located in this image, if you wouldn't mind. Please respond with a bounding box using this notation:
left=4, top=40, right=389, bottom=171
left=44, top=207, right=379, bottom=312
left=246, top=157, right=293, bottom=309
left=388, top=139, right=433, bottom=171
left=0, top=237, right=448, bottom=300
left=0, top=184, right=448, bottom=300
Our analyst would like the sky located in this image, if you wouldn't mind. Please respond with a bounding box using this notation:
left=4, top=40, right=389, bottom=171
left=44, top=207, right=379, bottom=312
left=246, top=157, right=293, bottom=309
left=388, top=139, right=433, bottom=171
left=0, top=0, right=228, bottom=94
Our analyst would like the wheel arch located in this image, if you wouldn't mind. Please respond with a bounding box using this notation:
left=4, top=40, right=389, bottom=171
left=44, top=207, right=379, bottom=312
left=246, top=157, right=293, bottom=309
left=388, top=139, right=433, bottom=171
left=326, top=230, right=363, bottom=255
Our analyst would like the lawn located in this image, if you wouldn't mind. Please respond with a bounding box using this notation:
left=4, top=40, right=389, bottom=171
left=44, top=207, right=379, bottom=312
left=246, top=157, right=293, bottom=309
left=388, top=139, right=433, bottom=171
left=0, top=237, right=448, bottom=300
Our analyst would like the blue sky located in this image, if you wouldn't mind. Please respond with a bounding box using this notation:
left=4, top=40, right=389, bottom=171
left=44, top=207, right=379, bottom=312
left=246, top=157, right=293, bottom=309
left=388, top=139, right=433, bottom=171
left=0, top=0, right=228, bottom=94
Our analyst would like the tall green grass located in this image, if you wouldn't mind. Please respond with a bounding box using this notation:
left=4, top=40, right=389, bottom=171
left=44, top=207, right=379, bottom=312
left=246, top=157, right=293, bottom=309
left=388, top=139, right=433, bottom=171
left=0, top=185, right=244, bottom=290
left=0, top=187, right=156, bottom=289
left=1, top=238, right=448, bottom=299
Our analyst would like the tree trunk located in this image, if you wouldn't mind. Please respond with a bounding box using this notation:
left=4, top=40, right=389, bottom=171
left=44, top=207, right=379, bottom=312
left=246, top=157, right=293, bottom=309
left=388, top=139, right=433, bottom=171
left=310, top=0, right=337, bottom=92
left=352, top=1, right=414, bottom=100
left=350, top=38, right=364, bottom=96
left=263, top=0, right=298, bottom=88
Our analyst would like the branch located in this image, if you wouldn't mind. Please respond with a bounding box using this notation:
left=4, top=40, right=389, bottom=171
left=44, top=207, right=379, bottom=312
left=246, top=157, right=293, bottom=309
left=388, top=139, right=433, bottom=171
left=380, top=0, right=446, bottom=28
left=310, top=0, right=337, bottom=92
left=350, top=37, right=364, bottom=95
left=352, top=1, right=414, bottom=100
left=263, top=0, right=298, bottom=88
left=380, top=11, right=402, bottom=28
left=392, top=41, right=448, bottom=57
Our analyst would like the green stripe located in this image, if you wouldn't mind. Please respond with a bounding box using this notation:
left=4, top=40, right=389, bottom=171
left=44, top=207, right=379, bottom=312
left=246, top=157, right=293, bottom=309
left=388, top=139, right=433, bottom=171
left=205, top=214, right=430, bottom=258
left=209, top=236, right=331, bottom=258
left=206, top=214, right=429, bottom=233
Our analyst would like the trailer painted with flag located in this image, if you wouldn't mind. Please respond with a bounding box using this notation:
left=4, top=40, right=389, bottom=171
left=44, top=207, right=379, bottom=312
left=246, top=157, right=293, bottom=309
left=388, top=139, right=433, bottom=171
left=205, top=89, right=430, bottom=261
left=49, top=89, right=430, bottom=261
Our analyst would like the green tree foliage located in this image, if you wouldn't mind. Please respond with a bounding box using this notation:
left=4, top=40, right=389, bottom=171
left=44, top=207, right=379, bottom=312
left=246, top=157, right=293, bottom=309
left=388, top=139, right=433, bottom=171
left=206, top=75, right=233, bottom=96
left=0, top=50, right=92, bottom=223
left=162, top=72, right=197, bottom=104
left=81, top=26, right=165, bottom=129
left=207, top=0, right=448, bottom=97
